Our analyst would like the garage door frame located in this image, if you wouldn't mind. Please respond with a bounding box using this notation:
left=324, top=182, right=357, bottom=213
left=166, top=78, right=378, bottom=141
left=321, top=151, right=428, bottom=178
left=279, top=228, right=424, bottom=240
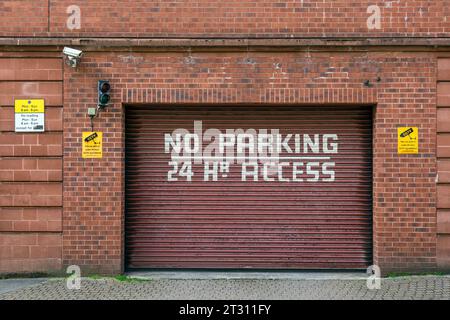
left=124, top=103, right=375, bottom=271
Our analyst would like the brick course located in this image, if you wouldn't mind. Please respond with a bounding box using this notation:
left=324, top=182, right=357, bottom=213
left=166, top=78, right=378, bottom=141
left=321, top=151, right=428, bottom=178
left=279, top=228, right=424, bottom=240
left=0, top=208, right=62, bottom=232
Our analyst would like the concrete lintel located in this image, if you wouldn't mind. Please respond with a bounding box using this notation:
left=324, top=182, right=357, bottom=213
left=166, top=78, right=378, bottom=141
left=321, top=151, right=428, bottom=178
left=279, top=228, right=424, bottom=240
left=0, top=37, right=449, bottom=51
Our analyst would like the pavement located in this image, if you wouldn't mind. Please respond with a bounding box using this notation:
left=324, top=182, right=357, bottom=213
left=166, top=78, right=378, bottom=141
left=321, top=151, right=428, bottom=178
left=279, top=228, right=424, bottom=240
left=0, top=278, right=48, bottom=295
left=0, top=273, right=449, bottom=300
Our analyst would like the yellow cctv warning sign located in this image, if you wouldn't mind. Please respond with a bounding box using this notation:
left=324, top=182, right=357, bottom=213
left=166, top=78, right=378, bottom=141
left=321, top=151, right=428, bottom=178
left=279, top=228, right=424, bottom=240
left=398, top=127, right=418, bottom=154
left=82, top=132, right=103, bottom=158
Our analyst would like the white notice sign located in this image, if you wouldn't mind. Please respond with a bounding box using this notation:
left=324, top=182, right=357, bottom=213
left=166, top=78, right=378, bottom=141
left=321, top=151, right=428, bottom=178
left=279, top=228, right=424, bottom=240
left=14, top=99, right=45, bottom=132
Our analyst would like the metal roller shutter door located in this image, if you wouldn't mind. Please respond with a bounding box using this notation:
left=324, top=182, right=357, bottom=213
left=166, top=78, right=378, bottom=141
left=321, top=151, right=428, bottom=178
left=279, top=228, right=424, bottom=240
left=125, top=106, right=372, bottom=269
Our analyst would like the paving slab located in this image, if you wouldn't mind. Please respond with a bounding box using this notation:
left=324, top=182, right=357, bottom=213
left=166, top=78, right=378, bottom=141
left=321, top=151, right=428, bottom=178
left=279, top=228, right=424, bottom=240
left=0, top=278, right=48, bottom=295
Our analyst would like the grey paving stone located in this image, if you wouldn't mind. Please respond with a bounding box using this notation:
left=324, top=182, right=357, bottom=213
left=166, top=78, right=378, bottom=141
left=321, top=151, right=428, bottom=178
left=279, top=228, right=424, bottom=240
left=0, top=278, right=48, bottom=295
left=0, top=276, right=449, bottom=300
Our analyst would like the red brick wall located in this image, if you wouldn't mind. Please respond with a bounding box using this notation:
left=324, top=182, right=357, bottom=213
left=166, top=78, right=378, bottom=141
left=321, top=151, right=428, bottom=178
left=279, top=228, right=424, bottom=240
left=0, top=1, right=448, bottom=37
left=437, top=58, right=450, bottom=269
left=0, top=56, right=63, bottom=274
left=0, top=1, right=49, bottom=35
left=60, top=51, right=437, bottom=274
left=0, top=0, right=446, bottom=275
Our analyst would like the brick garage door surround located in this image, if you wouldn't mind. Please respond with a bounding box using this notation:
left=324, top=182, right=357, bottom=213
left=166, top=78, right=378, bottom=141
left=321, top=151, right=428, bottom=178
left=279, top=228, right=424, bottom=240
left=62, top=52, right=437, bottom=275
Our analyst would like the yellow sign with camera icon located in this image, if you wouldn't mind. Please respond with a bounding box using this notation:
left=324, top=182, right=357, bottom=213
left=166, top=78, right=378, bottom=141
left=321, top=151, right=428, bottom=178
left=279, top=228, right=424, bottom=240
left=398, top=127, right=418, bottom=154
left=82, top=132, right=103, bottom=158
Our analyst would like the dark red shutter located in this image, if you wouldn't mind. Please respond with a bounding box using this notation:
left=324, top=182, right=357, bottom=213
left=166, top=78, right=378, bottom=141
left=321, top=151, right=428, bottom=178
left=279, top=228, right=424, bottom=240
left=125, top=106, right=372, bottom=269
